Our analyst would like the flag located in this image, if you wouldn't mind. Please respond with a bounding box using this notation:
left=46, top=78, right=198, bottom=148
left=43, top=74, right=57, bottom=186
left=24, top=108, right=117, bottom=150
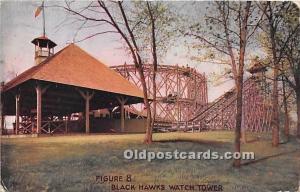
left=34, top=2, right=44, bottom=18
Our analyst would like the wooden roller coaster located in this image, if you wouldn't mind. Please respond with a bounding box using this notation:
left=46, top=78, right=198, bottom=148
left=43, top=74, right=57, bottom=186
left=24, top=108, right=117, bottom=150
left=111, top=64, right=273, bottom=133
left=111, top=64, right=208, bottom=124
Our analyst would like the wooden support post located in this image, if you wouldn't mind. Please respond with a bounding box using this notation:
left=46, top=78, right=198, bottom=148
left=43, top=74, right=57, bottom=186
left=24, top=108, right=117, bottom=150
left=117, top=96, right=128, bottom=133
left=15, top=94, right=20, bottom=134
left=65, top=117, right=68, bottom=134
left=35, top=83, right=49, bottom=135
left=77, top=89, right=94, bottom=134
left=65, top=115, right=70, bottom=133
left=0, top=82, right=4, bottom=135
left=0, top=114, right=4, bottom=135
left=85, top=96, right=90, bottom=133
left=36, top=85, right=42, bottom=134
left=120, top=101, right=124, bottom=132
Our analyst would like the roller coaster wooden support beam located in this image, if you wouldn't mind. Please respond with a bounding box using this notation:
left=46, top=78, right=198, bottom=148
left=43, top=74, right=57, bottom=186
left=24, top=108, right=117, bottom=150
left=190, top=78, right=272, bottom=132
left=112, top=64, right=271, bottom=133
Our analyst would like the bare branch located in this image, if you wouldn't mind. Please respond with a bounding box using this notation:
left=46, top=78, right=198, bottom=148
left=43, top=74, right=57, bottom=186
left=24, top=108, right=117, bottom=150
left=74, top=31, right=119, bottom=43
left=62, top=3, right=114, bottom=25
left=185, top=32, right=230, bottom=56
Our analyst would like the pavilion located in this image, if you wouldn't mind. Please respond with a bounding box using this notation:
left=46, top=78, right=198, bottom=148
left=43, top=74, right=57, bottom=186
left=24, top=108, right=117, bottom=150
left=0, top=36, right=145, bottom=135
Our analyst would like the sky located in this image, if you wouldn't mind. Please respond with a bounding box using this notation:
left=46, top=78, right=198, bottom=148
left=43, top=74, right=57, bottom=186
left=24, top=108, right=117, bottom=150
left=0, top=1, right=238, bottom=102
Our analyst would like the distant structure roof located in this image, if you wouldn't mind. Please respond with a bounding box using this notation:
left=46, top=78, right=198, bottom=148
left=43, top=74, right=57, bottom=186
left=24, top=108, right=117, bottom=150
left=3, top=44, right=144, bottom=99
left=248, top=60, right=267, bottom=74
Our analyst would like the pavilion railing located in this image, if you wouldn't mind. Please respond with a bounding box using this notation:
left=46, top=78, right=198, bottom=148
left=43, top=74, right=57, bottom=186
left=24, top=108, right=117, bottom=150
left=12, top=119, right=83, bottom=135
left=41, top=120, right=67, bottom=134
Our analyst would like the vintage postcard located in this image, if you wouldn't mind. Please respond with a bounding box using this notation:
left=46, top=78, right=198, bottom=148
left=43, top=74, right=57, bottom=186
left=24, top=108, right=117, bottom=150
left=1, top=1, right=300, bottom=192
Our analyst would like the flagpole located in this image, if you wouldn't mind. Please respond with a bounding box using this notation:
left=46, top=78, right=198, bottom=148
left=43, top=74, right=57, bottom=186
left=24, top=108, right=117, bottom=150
left=42, top=1, right=45, bottom=36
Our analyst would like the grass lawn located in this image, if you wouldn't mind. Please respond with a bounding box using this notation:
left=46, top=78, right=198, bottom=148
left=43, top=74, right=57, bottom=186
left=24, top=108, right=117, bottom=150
left=1, top=131, right=300, bottom=192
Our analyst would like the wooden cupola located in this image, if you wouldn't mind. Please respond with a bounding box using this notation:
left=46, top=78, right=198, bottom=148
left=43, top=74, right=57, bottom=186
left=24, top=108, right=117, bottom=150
left=31, top=36, right=57, bottom=65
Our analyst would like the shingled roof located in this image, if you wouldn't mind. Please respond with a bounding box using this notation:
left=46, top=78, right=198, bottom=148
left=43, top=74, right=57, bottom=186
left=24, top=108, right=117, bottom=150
left=3, top=44, right=144, bottom=99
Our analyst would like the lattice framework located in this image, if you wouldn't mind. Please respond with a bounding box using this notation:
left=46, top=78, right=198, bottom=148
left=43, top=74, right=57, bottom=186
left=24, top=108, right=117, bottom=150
left=111, top=64, right=208, bottom=123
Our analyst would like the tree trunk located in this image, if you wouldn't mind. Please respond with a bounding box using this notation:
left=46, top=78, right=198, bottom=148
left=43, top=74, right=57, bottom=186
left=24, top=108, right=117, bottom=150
left=296, top=90, right=300, bottom=138
left=232, top=1, right=251, bottom=168
left=147, top=2, right=157, bottom=144
left=233, top=76, right=243, bottom=168
left=240, top=103, right=247, bottom=143
left=151, top=71, right=157, bottom=131
left=138, top=67, right=152, bottom=144
left=144, top=106, right=152, bottom=144
left=282, top=76, right=289, bottom=140
left=272, top=66, right=279, bottom=147
left=268, top=1, right=280, bottom=147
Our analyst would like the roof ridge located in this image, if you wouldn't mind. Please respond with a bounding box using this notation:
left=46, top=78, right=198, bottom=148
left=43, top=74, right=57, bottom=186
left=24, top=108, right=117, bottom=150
left=30, top=44, right=71, bottom=76
left=70, top=44, right=141, bottom=90
left=3, top=44, right=72, bottom=91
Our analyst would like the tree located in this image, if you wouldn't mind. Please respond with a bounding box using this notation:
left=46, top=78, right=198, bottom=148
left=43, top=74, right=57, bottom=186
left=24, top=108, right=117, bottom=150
left=185, top=1, right=262, bottom=167
left=280, top=5, right=300, bottom=138
left=285, top=35, right=300, bottom=138
left=127, top=2, right=177, bottom=143
left=281, top=20, right=300, bottom=138
left=147, top=2, right=158, bottom=136
left=62, top=1, right=176, bottom=143
left=266, top=2, right=280, bottom=146
left=258, top=1, right=300, bottom=141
